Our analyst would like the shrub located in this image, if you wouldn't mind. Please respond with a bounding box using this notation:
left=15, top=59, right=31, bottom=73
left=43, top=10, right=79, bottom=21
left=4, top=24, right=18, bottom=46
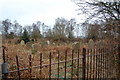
left=15, top=39, right=21, bottom=44
left=26, top=41, right=33, bottom=49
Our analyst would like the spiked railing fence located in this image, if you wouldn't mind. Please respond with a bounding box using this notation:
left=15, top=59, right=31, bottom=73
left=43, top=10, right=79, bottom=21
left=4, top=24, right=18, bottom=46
left=1, top=41, right=118, bottom=79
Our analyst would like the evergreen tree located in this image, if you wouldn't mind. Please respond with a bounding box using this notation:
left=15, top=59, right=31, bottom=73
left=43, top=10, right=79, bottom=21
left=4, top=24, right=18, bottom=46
left=21, top=28, right=30, bottom=44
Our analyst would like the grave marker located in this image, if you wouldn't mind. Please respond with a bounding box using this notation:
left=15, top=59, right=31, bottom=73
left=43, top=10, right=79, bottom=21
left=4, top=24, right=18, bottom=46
left=88, top=39, right=94, bottom=49
left=20, top=40, right=25, bottom=46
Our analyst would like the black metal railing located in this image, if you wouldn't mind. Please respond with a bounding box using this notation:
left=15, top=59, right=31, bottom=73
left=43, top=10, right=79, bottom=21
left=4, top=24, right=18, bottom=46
left=1, top=42, right=119, bottom=79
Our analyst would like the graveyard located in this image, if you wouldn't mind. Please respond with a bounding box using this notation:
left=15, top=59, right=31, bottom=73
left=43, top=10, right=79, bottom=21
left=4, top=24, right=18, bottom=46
left=0, top=0, right=120, bottom=79
left=2, top=38, right=84, bottom=78
left=1, top=37, right=119, bottom=78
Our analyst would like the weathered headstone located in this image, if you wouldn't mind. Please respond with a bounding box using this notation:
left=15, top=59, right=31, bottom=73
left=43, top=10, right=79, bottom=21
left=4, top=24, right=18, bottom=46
left=20, top=40, right=25, bottom=46
left=31, top=43, right=38, bottom=54
left=52, top=42, right=55, bottom=45
left=88, top=39, right=94, bottom=49
left=46, top=40, right=50, bottom=45
left=72, top=42, right=81, bottom=53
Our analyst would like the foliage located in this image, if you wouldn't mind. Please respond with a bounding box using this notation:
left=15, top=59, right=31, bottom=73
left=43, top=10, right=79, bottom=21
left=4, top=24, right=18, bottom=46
left=0, top=17, right=78, bottom=40
left=16, top=39, right=21, bottom=44
left=20, top=28, right=30, bottom=44
left=26, top=41, right=33, bottom=49
left=7, top=32, right=15, bottom=39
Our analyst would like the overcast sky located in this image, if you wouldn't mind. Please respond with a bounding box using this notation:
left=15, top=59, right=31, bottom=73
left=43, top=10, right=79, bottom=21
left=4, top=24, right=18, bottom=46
left=0, top=0, right=86, bottom=26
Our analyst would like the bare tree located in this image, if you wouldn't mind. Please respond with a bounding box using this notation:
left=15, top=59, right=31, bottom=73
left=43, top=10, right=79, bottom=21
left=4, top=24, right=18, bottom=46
left=31, top=23, right=41, bottom=42
left=66, top=18, right=76, bottom=39
left=73, top=0, right=120, bottom=23
left=2, top=19, right=12, bottom=38
left=53, top=17, right=68, bottom=40
left=13, top=20, right=22, bottom=36
left=73, top=0, right=120, bottom=77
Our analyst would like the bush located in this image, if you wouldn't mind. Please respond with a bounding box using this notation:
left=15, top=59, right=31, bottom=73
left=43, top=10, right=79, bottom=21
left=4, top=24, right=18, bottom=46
left=26, top=41, right=33, bottom=49
left=15, top=39, right=21, bottom=44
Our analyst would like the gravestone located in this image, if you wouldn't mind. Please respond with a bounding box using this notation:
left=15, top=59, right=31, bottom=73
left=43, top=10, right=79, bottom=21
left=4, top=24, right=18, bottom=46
left=46, top=40, right=50, bottom=45
left=31, top=43, right=38, bottom=54
left=88, top=39, right=94, bottom=49
left=52, top=42, right=55, bottom=45
left=20, top=40, right=25, bottom=46
left=72, top=42, right=81, bottom=53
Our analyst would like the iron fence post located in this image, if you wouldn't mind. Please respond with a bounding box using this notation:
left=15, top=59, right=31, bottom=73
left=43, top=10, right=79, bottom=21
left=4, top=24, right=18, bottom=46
left=16, top=55, right=21, bottom=80
left=2, top=47, right=7, bottom=80
left=82, top=48, right=86, bottom=80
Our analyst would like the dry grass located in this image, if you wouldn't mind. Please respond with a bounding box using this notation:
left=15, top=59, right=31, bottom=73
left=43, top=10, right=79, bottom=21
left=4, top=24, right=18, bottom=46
left=2, top=39, right=118, bottom=78
left=3, top=40, right=82, bottom=78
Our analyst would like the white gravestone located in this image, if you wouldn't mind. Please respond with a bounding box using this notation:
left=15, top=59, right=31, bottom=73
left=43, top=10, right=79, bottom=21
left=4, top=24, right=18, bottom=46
left=20, top=40, right=25, bottom=46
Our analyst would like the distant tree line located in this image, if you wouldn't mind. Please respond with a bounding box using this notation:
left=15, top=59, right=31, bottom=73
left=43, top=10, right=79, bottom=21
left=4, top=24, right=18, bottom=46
left=1, top=17, right=119, bottom=44
left=0, top=18, right=83, bottom=43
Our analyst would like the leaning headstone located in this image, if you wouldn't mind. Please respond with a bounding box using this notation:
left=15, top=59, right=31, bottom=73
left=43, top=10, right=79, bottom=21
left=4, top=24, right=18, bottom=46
left=20, top=40, right=25, bottom=46
left=88, top=39, right=94, bottom=49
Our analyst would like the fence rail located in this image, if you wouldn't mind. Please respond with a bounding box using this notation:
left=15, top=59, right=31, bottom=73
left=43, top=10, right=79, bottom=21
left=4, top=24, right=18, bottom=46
left=1, top=42, right=119, bottom=79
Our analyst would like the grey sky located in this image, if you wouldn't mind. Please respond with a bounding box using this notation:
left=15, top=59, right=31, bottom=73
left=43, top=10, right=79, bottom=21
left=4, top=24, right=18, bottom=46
left=0, top=0, right=85, bottom=26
